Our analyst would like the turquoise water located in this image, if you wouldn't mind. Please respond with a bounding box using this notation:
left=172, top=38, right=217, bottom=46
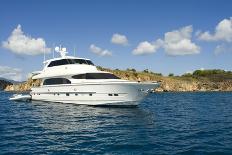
left=0, top=92, right=232, bottom=154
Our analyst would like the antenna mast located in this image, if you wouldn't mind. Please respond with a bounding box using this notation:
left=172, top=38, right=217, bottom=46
left=43, top=47, right=46, bottom=67
left=74, top=46, right=76, bottom=56
left=52, top=43, right=55, bottom=58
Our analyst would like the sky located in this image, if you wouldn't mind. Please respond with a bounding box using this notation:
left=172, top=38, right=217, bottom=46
left=0, top=0, right=232, bottom=81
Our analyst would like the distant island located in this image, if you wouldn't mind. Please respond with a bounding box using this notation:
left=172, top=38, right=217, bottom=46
left=2, top=68, right=232, bottom=92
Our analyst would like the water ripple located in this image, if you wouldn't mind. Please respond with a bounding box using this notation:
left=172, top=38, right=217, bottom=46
left=0, top=91, right=232, bottom=154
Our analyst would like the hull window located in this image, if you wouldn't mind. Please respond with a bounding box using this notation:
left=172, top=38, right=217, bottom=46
left=43, top=78, right=71, bottom=85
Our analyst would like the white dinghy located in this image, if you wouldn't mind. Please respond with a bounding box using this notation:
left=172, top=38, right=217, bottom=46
left=9, top=94, right=31, bottom=102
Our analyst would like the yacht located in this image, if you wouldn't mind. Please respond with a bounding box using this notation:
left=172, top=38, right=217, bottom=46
left=30, top=47, right=160, bottom=106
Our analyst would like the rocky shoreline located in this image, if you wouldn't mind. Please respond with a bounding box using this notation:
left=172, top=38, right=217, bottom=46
left=3, top=68, right=232, bottom=92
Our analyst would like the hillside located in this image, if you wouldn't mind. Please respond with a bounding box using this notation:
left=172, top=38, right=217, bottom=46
left=4, top=78, right=40, bottom=92
left=0, top=80, right=12, bottom=90
left=4, top=68, right=232, bottom=92
left=98, top=67, right=232, bottom=91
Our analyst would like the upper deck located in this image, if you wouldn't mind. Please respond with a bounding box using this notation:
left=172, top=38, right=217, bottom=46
left=32, top=47, right=100, bottom=79
left=44, top=56, right=94, bottom=68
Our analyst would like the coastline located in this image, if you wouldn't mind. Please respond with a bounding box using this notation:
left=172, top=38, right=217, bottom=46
left=3, top=68, right=232, bottom=92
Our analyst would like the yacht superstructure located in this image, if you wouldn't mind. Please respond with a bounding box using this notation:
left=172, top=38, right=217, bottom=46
left=30, top=47, right=160, bottom=106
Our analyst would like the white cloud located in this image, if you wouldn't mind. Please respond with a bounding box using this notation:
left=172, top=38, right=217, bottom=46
left=132, top=39, right=163, bottom=55
left=163, top=25, right=200, bottom=56
left=133, top=25, right=200, bottom=56
left=89, top=44, right=112, bottom=56
left=0, top=66, right=23, bottom=81
left=214, top=43, right=232, bottom=55
left=2, top=25, right=51, bottom=55
left=197, top=17, right=232, bottom=42
left=111, top=33, right=128, bottom=46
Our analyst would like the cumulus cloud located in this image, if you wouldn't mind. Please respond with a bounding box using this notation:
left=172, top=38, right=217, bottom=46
left=111, top=33, right=128, bottom=46
left=2, top=25, right=51, bottom=55
left=0, top=66, right=23, bottom=81
left=132, top=39, right=163, bottom=55
left=163, top=25, right=200, bottom=56
left=132, top=25, right=200, bottom=56
left=197, top=17, right=232, bottom=42
left=89, top=44, right=112, bottom=56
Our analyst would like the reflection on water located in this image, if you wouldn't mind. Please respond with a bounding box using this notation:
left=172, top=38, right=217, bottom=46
left=1, top=92, right=232, bottom=154
left=30, top=100, right=155, bottom=134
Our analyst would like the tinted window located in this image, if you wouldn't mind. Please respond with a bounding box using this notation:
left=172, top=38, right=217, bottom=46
left=72, top=59, right=87, bottom=64
left=86, top=60, right=94, bottom=65
left=87, top=73, right=120, bottom=79
left=48, top=59, right=94, bottom=67
left=67, top=59, right=75, bottom=64
left=43, top=78, right=71, bottom=85
left=72, top=73, right=120, bottom=79
left=48, top=59, right=69, bottom=67
left=69, top=59, right=94, bottom=65
left=72, top=74, right=86, bottom=79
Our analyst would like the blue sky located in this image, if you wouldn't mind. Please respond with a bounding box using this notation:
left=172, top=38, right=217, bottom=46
left=0, top=0, right=232, bottom=81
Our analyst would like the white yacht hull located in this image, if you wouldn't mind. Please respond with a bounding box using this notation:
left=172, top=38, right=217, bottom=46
left=31, top=82, right=159, bottom=106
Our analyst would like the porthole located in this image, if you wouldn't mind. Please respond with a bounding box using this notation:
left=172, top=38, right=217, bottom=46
left=75, top=93, right=78, bottom=96
left=108, top=94, right=112, bottom=96
left=66, top=93, right=69, bottom=96
left=114, top=94, right=119, bottom=96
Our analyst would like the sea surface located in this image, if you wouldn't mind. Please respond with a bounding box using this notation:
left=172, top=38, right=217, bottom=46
left=0, top=91, right=232, bottom=155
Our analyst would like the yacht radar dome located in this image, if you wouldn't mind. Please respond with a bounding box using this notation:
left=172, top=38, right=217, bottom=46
left=55, top=46, right=68, bottom=58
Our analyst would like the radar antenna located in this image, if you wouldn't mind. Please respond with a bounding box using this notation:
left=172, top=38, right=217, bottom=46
left=55, top=46, right=68, bottom=58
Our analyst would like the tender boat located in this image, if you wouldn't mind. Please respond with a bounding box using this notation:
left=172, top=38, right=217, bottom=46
left=28, top=47, right=160, bottom=106
left=9, top=94, right=31, bottom=102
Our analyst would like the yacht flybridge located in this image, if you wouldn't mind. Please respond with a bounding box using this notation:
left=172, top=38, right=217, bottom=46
left=18, top=47, right=160, bottom=106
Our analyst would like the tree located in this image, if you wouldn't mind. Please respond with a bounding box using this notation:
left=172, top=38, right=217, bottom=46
left=168, top=73, right=174, bottom=77
left=126, top=68, right=136, bottom=72
left=131, top=68, right=136, bottom=72
left=182, top=73, right=192, bottom=77
left=143, top=69, right=149, bottom=73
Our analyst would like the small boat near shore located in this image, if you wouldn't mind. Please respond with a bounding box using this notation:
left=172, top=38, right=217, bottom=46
left=9, top=94, right=31, bottom=102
